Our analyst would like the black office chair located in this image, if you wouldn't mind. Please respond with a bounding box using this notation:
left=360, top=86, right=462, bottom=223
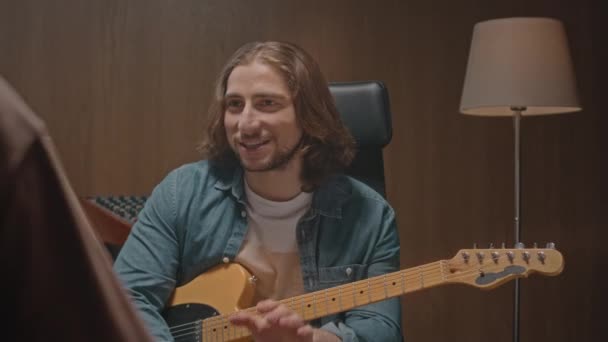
left=329, top=81, right=393, bottom=197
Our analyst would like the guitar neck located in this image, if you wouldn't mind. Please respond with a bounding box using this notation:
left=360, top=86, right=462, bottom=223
left=280, top=260, right=447, bottom=320
left=201, top=260, right=447, bottom=340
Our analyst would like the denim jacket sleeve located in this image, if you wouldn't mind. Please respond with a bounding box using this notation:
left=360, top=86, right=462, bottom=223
left=319, top=203, right=402, bottom=341
left=113, top=170, right=180, bottom=341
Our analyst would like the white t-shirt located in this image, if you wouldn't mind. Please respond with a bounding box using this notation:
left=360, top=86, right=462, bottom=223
left=235, top=180, right=312, bottom=302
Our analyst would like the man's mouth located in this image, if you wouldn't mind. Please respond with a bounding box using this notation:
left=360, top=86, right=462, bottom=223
left=239, top=140, right=269, bottom=150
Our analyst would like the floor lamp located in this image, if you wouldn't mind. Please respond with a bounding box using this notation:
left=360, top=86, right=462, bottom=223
left=459, top=17, right=581, bottom=342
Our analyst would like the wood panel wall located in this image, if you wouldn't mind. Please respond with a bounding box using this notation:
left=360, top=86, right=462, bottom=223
left=1, top=0, right=605, bottom=341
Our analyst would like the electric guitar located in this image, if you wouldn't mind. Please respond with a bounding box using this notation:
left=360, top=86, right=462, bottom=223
left=163, top=245, right=564, bottom=341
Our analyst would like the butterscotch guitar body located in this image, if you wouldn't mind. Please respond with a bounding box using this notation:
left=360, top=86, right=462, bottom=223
left=164, top=263, right=255, bottom=342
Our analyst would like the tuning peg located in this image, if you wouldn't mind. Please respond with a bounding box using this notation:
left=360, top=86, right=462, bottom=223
left=546, top=242, right=556, bottom=249
left=473, top=243, right=477, bottom=249
left=461, top=251, right=470, bottom=263
left=533, top=242, right=538, bottom=248
left=522, top=251, right=531, bottom=263
left=491, top=251, right=500, bottom=263
left=489, top=243, right=494, bottom=249
left=476, top=251, right=485, bottom=263
left=507, top=251, right=515, bottom=263
left=515, top=242, right=525, bottom=249
left=501, top=242, right=506, bottom=249
left=537, top=251, right=546, bottom=264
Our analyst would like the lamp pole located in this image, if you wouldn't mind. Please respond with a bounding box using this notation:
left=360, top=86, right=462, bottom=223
left=511, top=106, right=525, bottom=342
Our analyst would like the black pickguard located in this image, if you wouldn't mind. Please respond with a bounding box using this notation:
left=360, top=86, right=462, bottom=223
left=163, top=303, right=220, bottom=341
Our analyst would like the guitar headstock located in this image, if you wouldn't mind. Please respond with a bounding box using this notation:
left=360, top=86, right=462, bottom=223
left=445, top=243, right=564, bottom=289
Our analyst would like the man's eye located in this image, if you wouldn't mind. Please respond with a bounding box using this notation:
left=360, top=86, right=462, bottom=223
left=226, top=100, right=243, bottom=110
left=257, top=99, right=281, bottom=111
left=259, top=99, right=274, bottom=106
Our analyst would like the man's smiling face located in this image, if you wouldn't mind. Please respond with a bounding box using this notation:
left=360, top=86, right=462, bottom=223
left=223, top=61, right=303, bottom=172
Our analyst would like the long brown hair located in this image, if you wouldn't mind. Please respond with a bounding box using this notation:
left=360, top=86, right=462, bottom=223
left=199, top=41, right=355, bottom=190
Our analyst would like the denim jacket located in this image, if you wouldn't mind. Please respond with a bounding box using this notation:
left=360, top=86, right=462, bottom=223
left=114, top=160, right=402, bottom=341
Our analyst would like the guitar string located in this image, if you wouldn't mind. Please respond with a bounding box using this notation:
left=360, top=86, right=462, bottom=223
left=169, top=260, right=518, bottom=339
left=168, top=261, right=511, bottom=339
left=170, top=268, right=513, bottom=342
left=167, top=261, right=443, bottom=332
left=194, top=261, right=449, bottom=334
left=168, top=263, right=448, bottom=340
left=169, top=319, right=202, bottom=339
left=167, top=264, right=512, bottom=339
left=174, top=331, right=200, bottom=342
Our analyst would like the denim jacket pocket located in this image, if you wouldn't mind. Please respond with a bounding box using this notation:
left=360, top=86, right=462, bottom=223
left=318, top=264, right=367, bottom=287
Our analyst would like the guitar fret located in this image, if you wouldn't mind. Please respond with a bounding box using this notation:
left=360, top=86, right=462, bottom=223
left=339, top=286, right=343, bottom=311
left=383, top=274, right=388, bottom=298
left=324, top=289, right=329, bottom=315
left=206, top=320, right=209, bottom=341
left=221, top=317, right=226, bottom=341
left=367, top=280, right=371, bottom=302
left=201, top=319, right=205, bottom=342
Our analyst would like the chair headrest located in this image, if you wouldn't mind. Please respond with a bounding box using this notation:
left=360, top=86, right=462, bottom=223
left=329, top=81, right=393, bottom=148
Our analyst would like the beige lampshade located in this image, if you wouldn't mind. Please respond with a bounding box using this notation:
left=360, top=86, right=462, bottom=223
left=460, top=17, right=582, bottom=116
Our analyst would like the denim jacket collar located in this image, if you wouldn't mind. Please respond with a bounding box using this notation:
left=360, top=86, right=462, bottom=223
left=214, top=165, right=351, bottom=219
left=214, top=166, right=246, bottom=204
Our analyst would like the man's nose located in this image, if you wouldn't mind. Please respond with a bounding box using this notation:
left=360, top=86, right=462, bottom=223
left=238, top=105, right=261, bottom=133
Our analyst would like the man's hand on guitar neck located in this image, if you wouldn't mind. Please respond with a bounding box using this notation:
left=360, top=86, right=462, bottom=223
left=229, top=300, right=341, bottom=342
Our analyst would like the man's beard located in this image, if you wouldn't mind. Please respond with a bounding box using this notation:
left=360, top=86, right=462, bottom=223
left=237, top=137, right=302, bottom=172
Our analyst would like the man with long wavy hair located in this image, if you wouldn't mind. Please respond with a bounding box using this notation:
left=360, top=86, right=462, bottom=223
left=114, top=41, right=402, bottom=342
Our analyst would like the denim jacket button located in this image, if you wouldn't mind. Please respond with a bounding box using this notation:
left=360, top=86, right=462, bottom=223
left=240, top=210, right=247, bottom=218
left=222, top=257, right=230, bottom=264
left=345, top=267, right=353, bottom=276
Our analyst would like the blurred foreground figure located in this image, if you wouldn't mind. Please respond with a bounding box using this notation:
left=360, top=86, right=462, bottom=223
left=0, top=76, right=153, bottom=341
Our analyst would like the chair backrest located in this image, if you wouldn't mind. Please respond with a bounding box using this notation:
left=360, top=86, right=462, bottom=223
left=329, top=81, right=393, bottom=197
